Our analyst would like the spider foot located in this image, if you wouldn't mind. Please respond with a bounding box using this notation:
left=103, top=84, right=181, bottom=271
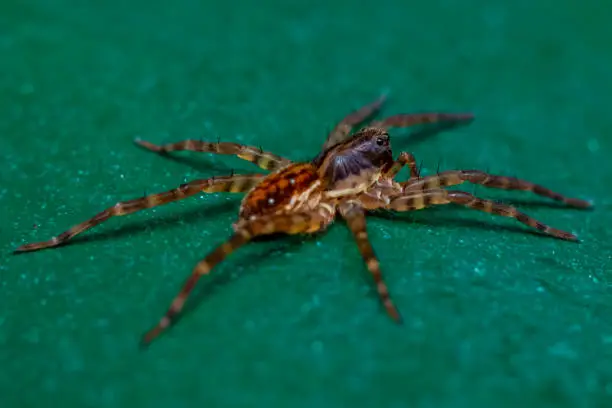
left=14, top=237, right=61, bottom=253
left=134, top=138, right=164, bottom=153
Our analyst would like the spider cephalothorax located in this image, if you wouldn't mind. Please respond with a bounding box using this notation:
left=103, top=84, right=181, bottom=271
left=14, top=95, right=591, bottom=346
left=314, top=127, right=394, bottom=188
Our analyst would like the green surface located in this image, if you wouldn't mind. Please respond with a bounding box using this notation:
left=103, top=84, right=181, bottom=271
left=2, top=0, right=612, bottom=407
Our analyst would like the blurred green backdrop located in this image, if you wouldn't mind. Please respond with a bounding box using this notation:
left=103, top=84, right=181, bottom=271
left=1, top=0, right=611, bottom=407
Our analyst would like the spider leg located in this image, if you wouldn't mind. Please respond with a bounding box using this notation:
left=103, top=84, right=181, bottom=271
left=370, top=112, right=474, bottom=130
left=134, top=138, right=292, bottom=172
left=401, top=170, right=591, bottom=208
left=14, top=174, right=264, bottom=253
left=384, top=151, right=420, bottom=179
left=141, top=206, right=335, bottom=345
left=387, top=189, right=578, bottom=241
left=339, top=201, right=403, bottom=323
left=323, top=94, right=387, bottom=150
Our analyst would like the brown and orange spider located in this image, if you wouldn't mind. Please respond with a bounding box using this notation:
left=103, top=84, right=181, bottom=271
left=14, top=95, right=591, bottom=346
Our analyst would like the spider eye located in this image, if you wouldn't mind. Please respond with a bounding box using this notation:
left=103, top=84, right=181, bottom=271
left=376, top=137, right=386, bottom=146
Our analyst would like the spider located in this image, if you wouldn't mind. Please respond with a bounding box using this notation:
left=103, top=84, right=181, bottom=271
left=14, top=95, right=592, bottom=346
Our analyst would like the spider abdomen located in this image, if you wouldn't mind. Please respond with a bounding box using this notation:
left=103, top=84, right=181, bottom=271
left=238, top=163, right=324, bottom=219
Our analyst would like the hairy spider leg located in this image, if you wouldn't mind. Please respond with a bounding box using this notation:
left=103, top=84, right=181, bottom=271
left=135, top=139, right=292, bottom=172
left=370, top=112, right=474, bottom=130
left=401, top=170, right=592, bottom=209
left=323, top=94, right=388, bottom=150
left=387, top=189, right=578, bottom=241
left=14, top=174, right=264, bottom=253
left=325, top=101, right=474, bottom=151
left=141, top=206, right=335, bottom=346
left=384, top=151, right=421, bottom=179
left=340, top=202, right=403, bottom=323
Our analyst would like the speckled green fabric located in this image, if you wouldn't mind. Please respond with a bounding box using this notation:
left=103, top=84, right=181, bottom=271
left=2, top=1, right=612, bottom=407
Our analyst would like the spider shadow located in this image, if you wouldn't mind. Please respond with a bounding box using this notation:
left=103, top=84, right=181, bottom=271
left=369, top=197, right=586, bottom=241
left=486, top=197, right=594, bottom=211
left=339, top=196, right=588, bottom=312
left=139, top=149, right=240, bottom=175
left=140, top=193, right=584, bottom=348
left=394, top=118, right=476, bottom=149
left=10, top=198, right=244, bottom=254
left=139, top=232, right=315, bottom=349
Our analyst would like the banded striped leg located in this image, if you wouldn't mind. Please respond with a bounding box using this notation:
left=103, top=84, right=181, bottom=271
left=384, top=152, right=420, bottom=179
left=141, top=206, right=335, bottom=346
left=14, top=174, right=264, bottom=253
left=370, top=112, right=474, bottom=130
left=323, top=95, right=387, bottom=150
left=135, top=139, right=292, bottom=172
left=401, top=170, right=592, bottom=209
left=388, top=189, right=578, bottom=241
left=339, top=201, right=403, bottom=323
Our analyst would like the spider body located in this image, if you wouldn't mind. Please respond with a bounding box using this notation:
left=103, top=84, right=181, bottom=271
left=238, top=162, right=322, bottom=221
left=14, top=95, right=592, bottom=347
left=239, top=127, right=396, bottom=227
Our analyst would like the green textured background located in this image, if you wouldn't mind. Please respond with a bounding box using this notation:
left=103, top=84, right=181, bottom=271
left=2, top=0, right=611, bottom=407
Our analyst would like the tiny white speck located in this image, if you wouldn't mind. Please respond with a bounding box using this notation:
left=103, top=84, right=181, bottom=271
left=289, top=179, right=296, bottom=185
left=587, top=138, right=600, bottom=152
left=268, top=198, right=275, bottom=205
left=310, top=340, right=324, bottom=353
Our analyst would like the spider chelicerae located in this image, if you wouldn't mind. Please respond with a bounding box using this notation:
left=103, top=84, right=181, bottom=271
left=14, top=95, right=591, bottom=346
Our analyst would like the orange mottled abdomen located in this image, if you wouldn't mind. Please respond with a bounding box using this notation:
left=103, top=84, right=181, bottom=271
left=239, top=163, right=322, bottom=219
